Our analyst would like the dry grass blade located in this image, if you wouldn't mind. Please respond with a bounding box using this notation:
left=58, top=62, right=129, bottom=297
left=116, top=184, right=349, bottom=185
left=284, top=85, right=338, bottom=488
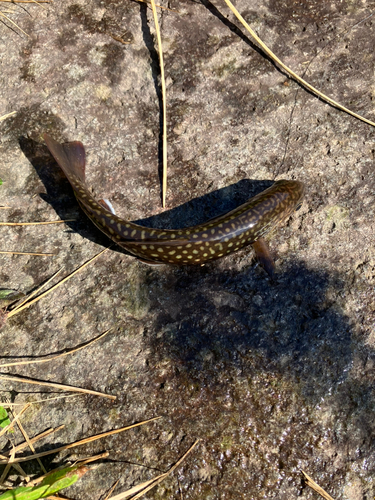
left=0, top=374, right=116, bottom=400
left=222, top=0, right=375, bottom=128
left=0, top=11, right=30, bottom=37
left=7, top=247, right=109, bottom=319
left=149, top=0, right=168, bottom=207
left=0, top=111, right=16, bottom=122
left=0, top=416, right=161, bottom=464
left=0, top=219, right=75, bottom=226
left=0, top=403, right=31, bottom=438
left=0, top=250, right=55, bottom=256
left=301, top=471, right=336, bottom=500
left=108, top=439, right=200, bottom=500
left=0, top=328, right=112, bottom=368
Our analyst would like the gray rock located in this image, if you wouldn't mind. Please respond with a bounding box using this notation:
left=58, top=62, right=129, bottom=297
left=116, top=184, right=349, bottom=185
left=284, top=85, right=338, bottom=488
left=0, top=0, right=375, bottom=498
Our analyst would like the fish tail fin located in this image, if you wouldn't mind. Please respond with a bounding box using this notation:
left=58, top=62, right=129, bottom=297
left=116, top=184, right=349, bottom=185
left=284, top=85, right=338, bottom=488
left=44, top=134, right=86, bottom=185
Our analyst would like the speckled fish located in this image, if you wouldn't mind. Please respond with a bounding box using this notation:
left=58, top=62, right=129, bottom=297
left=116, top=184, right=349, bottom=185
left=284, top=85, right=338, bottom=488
left=44, top=134, right=304, bottom=276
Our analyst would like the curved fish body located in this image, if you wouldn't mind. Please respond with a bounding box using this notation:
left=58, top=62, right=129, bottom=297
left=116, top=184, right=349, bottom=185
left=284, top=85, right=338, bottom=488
left=44, top=134, right=304, bottom=273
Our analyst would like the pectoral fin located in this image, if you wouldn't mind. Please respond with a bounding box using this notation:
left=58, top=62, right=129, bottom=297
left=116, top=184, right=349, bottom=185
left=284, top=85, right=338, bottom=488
left=252, top=238, right=275, bottom=278
left=98, top=198, right=116, bottom=215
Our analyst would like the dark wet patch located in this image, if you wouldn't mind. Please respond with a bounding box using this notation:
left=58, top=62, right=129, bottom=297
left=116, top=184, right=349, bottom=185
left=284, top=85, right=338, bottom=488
left=65, top=4, right=134, bottom=44
left=2, top=104, right=65, bottom=144
left=267, top=0, right=347, bottom=27
left=101, top=43, right=125, bottom=85
left=19, top=42, right=36, bottom=83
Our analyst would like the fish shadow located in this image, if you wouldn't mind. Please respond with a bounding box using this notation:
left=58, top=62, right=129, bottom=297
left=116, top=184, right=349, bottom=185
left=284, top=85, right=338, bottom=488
left=144, top=262, right=355, bottom=405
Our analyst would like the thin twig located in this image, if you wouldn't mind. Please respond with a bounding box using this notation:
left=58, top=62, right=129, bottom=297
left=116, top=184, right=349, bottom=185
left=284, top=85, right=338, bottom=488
left=222, top=0, right=375, bottom=127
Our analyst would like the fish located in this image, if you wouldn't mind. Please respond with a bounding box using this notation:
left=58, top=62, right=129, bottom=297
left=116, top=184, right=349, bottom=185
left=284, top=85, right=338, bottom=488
left=44, top=134, right=304, bottom=275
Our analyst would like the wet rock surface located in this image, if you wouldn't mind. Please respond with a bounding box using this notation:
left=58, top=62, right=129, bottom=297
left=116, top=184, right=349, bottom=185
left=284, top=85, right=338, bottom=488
left=0, top=0, right=375, bottom=498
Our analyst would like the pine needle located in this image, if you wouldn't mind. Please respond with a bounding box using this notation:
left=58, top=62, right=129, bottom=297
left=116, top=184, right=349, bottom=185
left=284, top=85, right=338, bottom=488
left=0, top=445, right=16, bottom=484
left=0, top=251, right=55, bottom=256
left=0, top=417, right=161, bottom=464
left=0, top=11, right=30, bottom=37
left=7, top=247, right=109, bottom=319
left=26, top=452, right=108, bottom=487
left=0, top=374, right=116, bottom=400
left=149, top=0, right=168, bottom=207
left=0, top=111, right=16, bottom=122
left=2, top=425, right=65, bottom=458
left=108, top=439, right=200, bottom=500
left=0, top=219, right=75, bottom=226
left=0, top=394, right=82, bottom=406
left=104, top=480, right=120, bottom=500
left=0, top=328, right=112, bottom=368
left=0, top=0, right=50, bottom=3
left=222, top=0, right=375, bottom=127
left=0, top=403, right=31, bottom=438
left=14, top=410, right=47, bottom=474
left=9, top=268, right=63, bottom=316
left=301, top=471, right=336, bottom=500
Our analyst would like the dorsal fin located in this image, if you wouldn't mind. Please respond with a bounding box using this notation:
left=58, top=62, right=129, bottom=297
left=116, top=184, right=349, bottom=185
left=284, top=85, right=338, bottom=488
left=44, top=134, right=86, bottom=184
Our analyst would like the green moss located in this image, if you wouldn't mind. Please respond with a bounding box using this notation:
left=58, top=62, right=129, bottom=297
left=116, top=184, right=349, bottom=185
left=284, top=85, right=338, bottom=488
left=213, top=60, right=237, bottom=78
left=326, top=205, right=349, bottom=222
left=220, top=435, right=233, bottom=450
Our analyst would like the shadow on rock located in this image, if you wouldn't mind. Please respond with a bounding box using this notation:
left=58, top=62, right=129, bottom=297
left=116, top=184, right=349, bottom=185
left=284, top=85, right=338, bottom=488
left=145, top=262, right=353, bottom=404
